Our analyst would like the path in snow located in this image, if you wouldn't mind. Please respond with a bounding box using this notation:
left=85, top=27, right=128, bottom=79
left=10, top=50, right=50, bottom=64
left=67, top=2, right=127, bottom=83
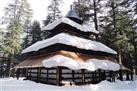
left=0, top=78, right=137, bottom=91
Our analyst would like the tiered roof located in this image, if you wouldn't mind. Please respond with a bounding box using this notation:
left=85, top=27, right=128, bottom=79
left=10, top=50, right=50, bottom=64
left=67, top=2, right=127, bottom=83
left=22, top=33, right=117, bottom=54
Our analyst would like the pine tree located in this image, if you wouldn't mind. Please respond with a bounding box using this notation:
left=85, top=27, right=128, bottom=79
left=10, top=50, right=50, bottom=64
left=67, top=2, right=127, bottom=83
left=2, top=0, right=32, bottom=29
left=128, top=0, right=137, bottom=72
left=0, top=29, right=4, bottom=51
left=73, top=0, right=92, bottom=22
left=43, top=0, right=62, bottom=25
left=73, top=0, right=103, bottom=32
left=99, top=0, right=135, bottom=69
left=20, top=0, right=33, bottom=32
left=1, top=0, right=33, bottom=76
left=23, top=21, right=41, bottom=48
left=29, top=21, right=41, bottom=45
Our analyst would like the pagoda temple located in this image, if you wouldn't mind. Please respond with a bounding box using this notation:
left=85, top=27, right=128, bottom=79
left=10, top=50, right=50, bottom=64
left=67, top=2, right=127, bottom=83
left=15, top=9, right=124, bottom=86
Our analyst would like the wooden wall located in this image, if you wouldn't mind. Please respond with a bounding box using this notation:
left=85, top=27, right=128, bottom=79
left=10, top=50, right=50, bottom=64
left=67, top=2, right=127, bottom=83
left=16, top=66, right=118, bottom=86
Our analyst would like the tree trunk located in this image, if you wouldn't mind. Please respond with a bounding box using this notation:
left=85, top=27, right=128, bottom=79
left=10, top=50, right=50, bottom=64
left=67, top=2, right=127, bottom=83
left=93, top=0, right=98, bottom=31
left=111, top=0, right=116, bottom=31
left=118, top=50, right=122, bottom=65
left=9, top=49, right=15, bottom=77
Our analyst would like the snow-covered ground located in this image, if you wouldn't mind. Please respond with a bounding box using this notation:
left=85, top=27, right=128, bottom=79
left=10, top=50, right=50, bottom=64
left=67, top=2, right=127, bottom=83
left=0, top=77, right=137, bottom=91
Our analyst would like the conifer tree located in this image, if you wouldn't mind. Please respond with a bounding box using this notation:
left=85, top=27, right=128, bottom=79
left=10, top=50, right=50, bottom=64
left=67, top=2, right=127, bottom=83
left=43, top=0, right=62, bottom=25
left=1, top=0, right=33, bottom=76
left=128, top=0, right=137, bottom=72
left=73, top=0, right=92, bottom=22
left=30, top=21, right=41, bottom=45
left=73, top=0, right=103, bottom=32
left=99, top=0, right=135, bottom=69
left=23, top=21, right=41, bottom=48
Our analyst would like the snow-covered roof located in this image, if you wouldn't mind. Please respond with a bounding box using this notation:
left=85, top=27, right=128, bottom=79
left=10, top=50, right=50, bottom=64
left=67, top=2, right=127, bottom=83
left=22, top=33, right=117, bottom=54
left=42, top=55, right=120, bottom=71
left=41, top=18, right=99, bottom=34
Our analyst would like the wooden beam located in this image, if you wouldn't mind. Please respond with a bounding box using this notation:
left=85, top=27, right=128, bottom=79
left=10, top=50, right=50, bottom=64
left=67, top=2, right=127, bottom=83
left=82, top=69, right=85, bottom=84
left=72, top=70, right=75, bottom=82
left=30, top=69, right=31, bottom=80
left=119, top=70, right=123, bottom=81
left=26, top=68, right=28, bottom=79
left=56, top=67, right=61, bottom=86
left=94, top=71, right=97, bottom=83
left=98, top=69, right=101, bottom=81
left=16, top=68, right=20, bottom=80
left=103, top=70, right=106, bottom=80
left=92, top=72, right=94, bottom=83
left=37, top=67, right=41, bottom=83
left=46, top=68, right=49, bottom=82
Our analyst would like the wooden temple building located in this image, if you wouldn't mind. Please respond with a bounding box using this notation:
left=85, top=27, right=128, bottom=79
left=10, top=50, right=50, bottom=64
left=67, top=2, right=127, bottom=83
left=15, top=9, right=132, bottom=86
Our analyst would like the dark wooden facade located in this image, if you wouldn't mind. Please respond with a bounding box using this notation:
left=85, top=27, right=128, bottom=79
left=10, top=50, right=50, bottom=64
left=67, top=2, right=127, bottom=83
left=17, top=66, right=121, bottom=86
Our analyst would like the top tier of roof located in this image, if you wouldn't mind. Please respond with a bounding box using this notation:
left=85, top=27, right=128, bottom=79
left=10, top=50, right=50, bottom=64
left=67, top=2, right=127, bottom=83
left=41, top=18, right=99, bottom=34
left=41, top=7, right=99, bottom=34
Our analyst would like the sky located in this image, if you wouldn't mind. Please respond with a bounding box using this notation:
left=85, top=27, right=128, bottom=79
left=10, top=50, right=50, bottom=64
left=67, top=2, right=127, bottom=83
left=0, top=0, right=74, bottom=25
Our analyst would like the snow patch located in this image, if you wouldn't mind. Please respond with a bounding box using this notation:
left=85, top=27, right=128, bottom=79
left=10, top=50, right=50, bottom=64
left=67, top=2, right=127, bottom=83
left=42, top=55, right=120, bottom=71
left=22, top=33, right=117, bottom=54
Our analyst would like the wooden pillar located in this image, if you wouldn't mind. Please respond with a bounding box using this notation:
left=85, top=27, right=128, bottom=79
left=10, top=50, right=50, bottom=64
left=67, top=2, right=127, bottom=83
left=56, top=67, right=61, bottom=86
left=22, top=69, right=24, bottom=77
left=39, top=68, right=41, bottom=81
left=28, top=68, right=30, bottom=79
left=46, top=68, right=48, bottom=82
left=91, top=72, right=94, bottom=83
left=72, top=70, right=75, bottom=82
left=26, top=68, right=28, bottom=79
left=37, top=68, right=39, bottom=82
left=94, top=71, right=97, bottom=83
left=82, top=69, right=85, bottom=84
left=37, top=67, right=41, bottom=83
left=16, top=68, right=20, bottom=80
left=30, top=68, right=31, bottom=80
left=20, top=69, right=22, bottom=77
left=119, top=70, right=123, bottom=81
left=18, top=69, right=21, bottom=77
left=103, top=70, right=106, bottom=80
left=101, top=70, right=104, bottom=80
left=131, top=71, right=133, bottom=81
left=112, top=71, right=115, bottom=82
left=126, top=71, right=129, bottom=80
left=98, top=69, right=101, bottom=81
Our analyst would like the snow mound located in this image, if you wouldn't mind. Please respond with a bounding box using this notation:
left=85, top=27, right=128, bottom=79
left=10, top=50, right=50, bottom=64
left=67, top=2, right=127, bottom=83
left=42, top=55, right=120, bottom=71
left=22, top=33, right=117, bottom=54
left=41, top=18, right=99, bottom=34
